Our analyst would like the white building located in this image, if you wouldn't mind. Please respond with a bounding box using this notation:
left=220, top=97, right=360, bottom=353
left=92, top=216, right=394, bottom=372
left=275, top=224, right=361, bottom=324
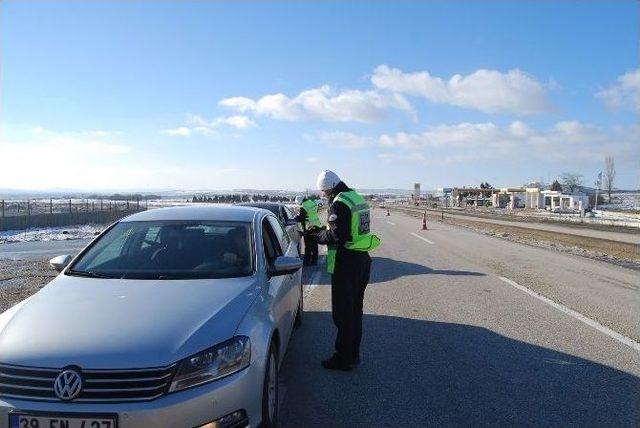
left=491, top=188, right=590, bottom=211
left=540, top=190, right=590, bottom=211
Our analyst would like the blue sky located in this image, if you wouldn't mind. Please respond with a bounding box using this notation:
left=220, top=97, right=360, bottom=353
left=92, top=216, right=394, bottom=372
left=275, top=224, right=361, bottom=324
left=1, top=1, right=638, bottom=191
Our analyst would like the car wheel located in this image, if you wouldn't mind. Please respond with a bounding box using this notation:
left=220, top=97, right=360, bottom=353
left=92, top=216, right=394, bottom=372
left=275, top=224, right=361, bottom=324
left=261, top=342, right=279, bottom=427
left=294, top=284, right=303, bottom=328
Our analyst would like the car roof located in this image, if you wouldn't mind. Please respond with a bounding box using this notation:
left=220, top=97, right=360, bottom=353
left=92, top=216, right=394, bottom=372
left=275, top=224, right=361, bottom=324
left=238, top=202, right=285, bottom=216
left=120, top=205, right=263, bottom=222
left=238, top=202, right=285, bottom=208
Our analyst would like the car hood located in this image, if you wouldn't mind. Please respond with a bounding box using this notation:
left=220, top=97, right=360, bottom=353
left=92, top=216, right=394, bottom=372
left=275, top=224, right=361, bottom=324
left=0, top=274, right=259, bottom=369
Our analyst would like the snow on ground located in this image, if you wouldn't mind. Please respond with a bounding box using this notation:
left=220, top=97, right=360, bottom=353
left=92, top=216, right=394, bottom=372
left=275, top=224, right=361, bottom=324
left=0, top=224, right=104, bottom=244
left=599, top=192, right=640, bottom=211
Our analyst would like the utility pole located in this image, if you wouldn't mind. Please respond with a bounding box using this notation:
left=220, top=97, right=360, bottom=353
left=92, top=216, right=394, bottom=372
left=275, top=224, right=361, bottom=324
left=594, top=171, right=602, bottom=211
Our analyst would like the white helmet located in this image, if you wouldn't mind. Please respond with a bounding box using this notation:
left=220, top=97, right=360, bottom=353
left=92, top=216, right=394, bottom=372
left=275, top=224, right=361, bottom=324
left=294, top=195, right=304, bottom=205
left=316, top=170, right=341, bottom=191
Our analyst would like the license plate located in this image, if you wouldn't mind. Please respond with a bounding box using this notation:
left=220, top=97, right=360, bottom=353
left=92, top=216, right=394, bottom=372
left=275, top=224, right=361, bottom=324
left=9, top=413, right=117, bottom=428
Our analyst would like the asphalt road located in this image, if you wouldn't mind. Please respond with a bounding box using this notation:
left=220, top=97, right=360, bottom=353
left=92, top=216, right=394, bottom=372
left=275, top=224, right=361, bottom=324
left=280, top=208, right=640, bottom=427
left=0, top=239, right=91, bottom=260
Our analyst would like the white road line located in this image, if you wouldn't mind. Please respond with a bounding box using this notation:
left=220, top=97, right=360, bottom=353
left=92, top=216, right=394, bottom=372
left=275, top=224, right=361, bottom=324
left=498, top=276, right=640, bottom=352
left=305, top=264, right=324, bottom=293
left=410, top=232, right=435, bottom=245
left=386, top=221, right=396, bottom=226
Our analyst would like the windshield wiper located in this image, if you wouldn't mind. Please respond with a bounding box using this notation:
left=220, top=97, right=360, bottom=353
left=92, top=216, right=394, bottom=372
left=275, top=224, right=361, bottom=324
left=66, top=270, right=115, bottom=279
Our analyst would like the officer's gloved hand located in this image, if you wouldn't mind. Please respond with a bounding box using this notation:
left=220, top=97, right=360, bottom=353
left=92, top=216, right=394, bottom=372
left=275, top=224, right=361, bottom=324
left=304, top=229, right=319, bottom=238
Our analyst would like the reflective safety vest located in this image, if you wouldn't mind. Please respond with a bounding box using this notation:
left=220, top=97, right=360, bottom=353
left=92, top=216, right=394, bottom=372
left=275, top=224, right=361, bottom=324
left=301, top=199, right=323, bottom=229
left=327, top=190, right=381, bottom=274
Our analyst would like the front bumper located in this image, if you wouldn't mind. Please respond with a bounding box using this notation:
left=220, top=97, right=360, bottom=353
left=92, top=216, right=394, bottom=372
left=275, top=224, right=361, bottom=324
left=0, top=367, right=262, bottom=428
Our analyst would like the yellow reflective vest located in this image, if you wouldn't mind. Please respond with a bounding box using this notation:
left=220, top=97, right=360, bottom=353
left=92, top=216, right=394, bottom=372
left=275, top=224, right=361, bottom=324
left=327, top=190, right=381, bottom=273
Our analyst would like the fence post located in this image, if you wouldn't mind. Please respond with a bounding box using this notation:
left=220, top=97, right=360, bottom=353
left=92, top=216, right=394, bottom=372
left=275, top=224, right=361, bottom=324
left=136, top=198, right=139, bottom=210
left=1, top=200, right=4, bottom=217
left=69, top=200, right=72, bottom=213
left=127, top=199, right=130, bottom=210
left=50, top=199, right=53, bottom=214
left=100, top=199, right=103, bottom=211
left=145, top=198, right=148, bottom=209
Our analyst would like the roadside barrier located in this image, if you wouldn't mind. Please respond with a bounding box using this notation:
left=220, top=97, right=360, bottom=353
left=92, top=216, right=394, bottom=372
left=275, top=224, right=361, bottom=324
left=422, top=212, right=428, bottom=230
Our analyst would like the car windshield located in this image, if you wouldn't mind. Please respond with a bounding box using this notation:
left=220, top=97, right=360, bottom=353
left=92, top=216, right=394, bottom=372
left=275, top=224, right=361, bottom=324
left=68, top=220, right=254, bottom=279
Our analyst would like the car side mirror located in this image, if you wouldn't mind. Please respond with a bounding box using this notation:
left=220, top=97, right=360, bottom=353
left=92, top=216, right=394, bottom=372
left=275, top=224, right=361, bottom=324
left=49, top=255, right=72, bottom=272
left=268, top=256, right=303, bottom=276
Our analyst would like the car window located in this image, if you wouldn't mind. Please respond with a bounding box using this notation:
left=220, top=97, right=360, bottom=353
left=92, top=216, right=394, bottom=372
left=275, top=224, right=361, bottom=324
left=68, top=220, right=254, bottom=279
left=283, top=205, right=295, bottom=220
left=262, top=219, right=282, bottom=264
left=267, top=215, right=290, bottom=251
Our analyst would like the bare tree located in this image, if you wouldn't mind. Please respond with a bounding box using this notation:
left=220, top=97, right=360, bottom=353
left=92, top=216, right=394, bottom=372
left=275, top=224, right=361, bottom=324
left=560, top=172, right=583, bottom=193
left=604, top=156, right=616, bottom=203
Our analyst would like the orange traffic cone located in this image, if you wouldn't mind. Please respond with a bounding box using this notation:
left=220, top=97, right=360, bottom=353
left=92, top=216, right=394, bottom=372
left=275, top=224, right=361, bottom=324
left=422, top=212, right=428, bottom=230
left=386, top=208, right=390, bottom=216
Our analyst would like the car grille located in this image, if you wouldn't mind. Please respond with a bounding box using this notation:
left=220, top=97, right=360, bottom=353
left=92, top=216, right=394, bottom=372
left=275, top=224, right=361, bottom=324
left=0, top=363, right=176, bottom=402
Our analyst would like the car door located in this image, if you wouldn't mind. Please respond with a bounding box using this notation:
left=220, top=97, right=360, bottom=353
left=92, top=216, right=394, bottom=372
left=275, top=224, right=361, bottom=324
left=262, top=217, right=295, bottom=354
left=266, top=215, right=300, bottom=345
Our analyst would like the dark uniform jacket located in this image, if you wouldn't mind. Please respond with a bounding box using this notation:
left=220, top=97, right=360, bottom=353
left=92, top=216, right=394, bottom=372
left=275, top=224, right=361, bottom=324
left=317, top=182, right=371, bottom=270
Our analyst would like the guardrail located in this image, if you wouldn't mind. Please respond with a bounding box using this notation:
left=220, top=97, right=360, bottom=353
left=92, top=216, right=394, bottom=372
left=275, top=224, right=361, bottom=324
left=0, top=208, right=146, bottom=232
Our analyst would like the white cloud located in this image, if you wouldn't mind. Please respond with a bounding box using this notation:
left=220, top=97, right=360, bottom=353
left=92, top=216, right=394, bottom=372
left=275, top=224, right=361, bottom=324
left=596, top=68, right=640, bottom=112
left=218, top=115, right=257, bottom=129
left=163, top=115, right=257, bottom=137
left=0, top=126, right=135, bottom=189
left=377, top=120, right=609, bottom=151
left=371, top=65, right=552, bottom=115
left=317, top=120, right=638, bottom=166
left=162, top=127, right=192, bottom=137
left=220, top=85, right=414, bottom=123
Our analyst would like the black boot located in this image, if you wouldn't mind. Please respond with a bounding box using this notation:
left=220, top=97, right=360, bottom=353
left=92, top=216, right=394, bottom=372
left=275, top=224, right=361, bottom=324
left=321, top=355, right=352, bottom=371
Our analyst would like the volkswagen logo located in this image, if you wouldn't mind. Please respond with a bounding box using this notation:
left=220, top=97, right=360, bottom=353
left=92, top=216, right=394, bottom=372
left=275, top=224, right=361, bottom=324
left=53, top=369, right=82, bottom=401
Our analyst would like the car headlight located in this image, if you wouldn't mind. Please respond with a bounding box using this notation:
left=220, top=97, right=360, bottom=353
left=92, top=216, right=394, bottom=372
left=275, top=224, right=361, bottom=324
left=169, top=336, right=251, bottom=392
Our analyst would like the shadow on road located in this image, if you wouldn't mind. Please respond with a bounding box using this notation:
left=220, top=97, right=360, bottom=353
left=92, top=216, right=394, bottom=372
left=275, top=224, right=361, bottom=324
left=370, top=257, right=485, bottom=283
left=280, top=312, right=639, bottom=427
left=302, top=257, right=485, bottom=287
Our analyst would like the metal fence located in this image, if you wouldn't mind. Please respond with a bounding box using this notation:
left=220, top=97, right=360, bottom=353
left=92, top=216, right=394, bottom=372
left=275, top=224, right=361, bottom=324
left=0, top=199, right=147, bottom=231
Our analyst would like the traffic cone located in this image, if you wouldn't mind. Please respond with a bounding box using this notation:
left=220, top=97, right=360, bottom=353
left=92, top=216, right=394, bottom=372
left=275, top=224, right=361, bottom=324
left=422, top=212, right=428, bottom=230
left=386, top=208, right=390, bottom=216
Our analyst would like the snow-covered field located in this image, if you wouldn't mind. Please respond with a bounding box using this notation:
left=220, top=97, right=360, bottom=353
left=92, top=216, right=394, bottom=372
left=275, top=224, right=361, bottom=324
left=0, top=225, right=105, bottom=244
left=599, top=192, right=640, bottom=211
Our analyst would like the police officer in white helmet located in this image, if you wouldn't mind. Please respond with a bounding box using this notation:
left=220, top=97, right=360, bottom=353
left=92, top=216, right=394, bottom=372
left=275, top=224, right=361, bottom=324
left=309, top=170, right=380, bottom=370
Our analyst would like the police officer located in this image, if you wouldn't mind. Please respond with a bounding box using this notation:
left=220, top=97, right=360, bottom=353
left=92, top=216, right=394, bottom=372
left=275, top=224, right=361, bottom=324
left=311, top=170, right=380, bottom=371
left=294, top=195, right=323, bottom=265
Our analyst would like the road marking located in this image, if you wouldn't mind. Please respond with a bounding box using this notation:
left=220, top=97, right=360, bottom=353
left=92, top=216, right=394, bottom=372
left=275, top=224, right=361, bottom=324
left=498, top=276, right=640, bottom=352
left=304, top=258, right=324, bottom=293
left=410, top=232, right=434, bottom=245
left=386, top=221, right=396, bottom=226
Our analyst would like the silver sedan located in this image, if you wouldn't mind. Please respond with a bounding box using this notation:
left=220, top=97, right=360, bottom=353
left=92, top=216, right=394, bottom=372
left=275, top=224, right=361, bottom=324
left=0, top=205, right=303, bottom=428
